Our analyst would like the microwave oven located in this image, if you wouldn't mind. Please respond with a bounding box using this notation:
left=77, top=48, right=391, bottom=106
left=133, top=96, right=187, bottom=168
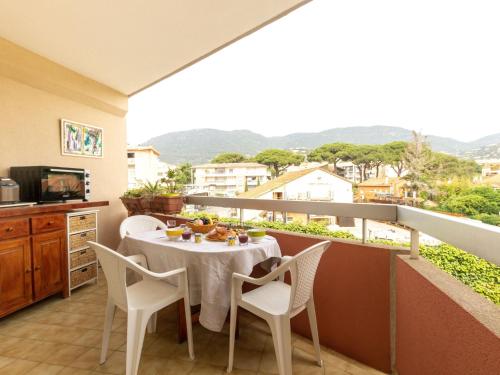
left=10, top=166, right=90, bottom=203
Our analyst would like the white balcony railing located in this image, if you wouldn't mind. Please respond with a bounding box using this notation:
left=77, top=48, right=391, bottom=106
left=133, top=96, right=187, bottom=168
left=185, top=195, right=500, bottom=266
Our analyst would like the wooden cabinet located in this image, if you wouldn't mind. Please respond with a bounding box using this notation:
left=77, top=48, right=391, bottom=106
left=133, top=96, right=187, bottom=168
left=0, top=213, right=68, bottom=318
left=0, top=237, right=32, bottom=317
left=32, top=230, right=66, bottom=301
left=0, top=202, right=107, bottom=318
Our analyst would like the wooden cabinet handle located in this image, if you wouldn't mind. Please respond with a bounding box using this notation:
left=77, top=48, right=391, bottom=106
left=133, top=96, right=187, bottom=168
left=48, top=220, right=55, bottom=225
left=34, top=266, right=41, bottom=271
left=6, top=227, right=14, bottom=232
left=25, top=269, right=31, bottom=274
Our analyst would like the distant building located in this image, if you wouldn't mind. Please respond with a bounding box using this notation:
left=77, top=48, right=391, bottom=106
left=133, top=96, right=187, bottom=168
left=336, top=161, right=403, bottom=183
left=357, top=177, right=407, bottom=201
left=483, top=174, right=500, bottom=190
left=127, top=146, right=174, bottom=188
left=192, top=163, right=270, bottom=197
left=237, top=167, right=353, bottom=223
left=479, top=161, right=500, bottom=177
left=286, top=162, right=325, bottom=173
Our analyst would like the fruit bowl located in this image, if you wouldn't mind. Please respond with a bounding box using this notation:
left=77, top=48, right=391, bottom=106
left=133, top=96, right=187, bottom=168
left=166, top=228, right=183, bottom=241
left=247, top=229, right=266, bottom=243
left=186, top=222, right=216, bottom=234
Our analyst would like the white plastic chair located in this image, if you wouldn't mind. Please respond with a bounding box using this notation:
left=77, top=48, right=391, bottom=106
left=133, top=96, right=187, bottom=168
left=227, top=241, right=331, bottom=375
left=119, top=215, right=167, bottom=239
left=88, top=241, right=194, bottom=375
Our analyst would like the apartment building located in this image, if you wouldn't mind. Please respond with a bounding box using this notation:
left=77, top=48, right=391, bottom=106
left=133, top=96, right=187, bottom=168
left=192, top=163, right=270, bottom=196
left=127, top=146, right=175, bottom=188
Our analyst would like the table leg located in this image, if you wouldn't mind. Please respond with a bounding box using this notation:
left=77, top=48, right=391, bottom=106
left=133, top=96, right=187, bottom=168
left=177, top=299, right=187, bottom=343
left=176, top=302, right=240, bottom=342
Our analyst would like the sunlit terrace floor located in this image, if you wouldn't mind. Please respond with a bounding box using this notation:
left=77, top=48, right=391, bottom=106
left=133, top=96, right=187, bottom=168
left=0, top=274, right=384, bottom=375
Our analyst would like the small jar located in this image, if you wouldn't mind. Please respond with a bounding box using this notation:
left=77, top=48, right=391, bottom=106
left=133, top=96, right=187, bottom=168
left=194, top=233, right=202, bottom=244
left=227, top=236, right=236, bottom=246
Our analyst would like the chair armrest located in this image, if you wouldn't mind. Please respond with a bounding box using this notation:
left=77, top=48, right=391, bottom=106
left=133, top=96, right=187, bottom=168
left=124, top=257, right=186, bottom=281
left=126, top=254, right=148, bottom=269
left=232, top=260, right=292, bottom=286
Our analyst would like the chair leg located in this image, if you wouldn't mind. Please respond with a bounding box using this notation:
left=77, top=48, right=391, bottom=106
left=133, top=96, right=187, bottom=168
left=306, top=299, right=322, bottom=366
left=279, top=316, right=293, bottom=375
left=126, top=309, right=149, bottom=375
left=100, top=298, right=116, bottom=364
left=147, top=312, right=157, bottom=334
left=268, top=316, right=292, bottom=375
left=227, top=304, right=238, bottom=373
left=183, top=294, right=195, bottom=360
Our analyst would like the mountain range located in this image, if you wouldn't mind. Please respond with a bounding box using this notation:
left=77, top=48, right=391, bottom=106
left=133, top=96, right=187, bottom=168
left=141, top=126, right=500, bottom=165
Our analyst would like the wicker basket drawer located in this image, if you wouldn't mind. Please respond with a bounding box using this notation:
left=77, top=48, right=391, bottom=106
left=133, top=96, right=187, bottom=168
left=70, top=248, right=96, bottom=269
left=70, top=263, right=97, bottom=287
left=69, top=230, right=96, bottom=250
left=69, top=213, right=96, bottom=233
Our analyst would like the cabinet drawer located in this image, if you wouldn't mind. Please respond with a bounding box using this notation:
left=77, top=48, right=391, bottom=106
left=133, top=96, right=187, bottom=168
left=70, top=263, right=97, bottom=288
left=31, top=214, right=65, bottom=234
left=70, top=248, right=96, bottom=269
left=0, top=218, right=29, bottom=240
left=69, top=230, right=96, bottom=250
left=69, top=213, right=96, bottom=233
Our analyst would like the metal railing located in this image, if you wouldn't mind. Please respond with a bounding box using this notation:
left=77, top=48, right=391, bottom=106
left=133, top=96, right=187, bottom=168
left=185, top=195, right=500, bottom=266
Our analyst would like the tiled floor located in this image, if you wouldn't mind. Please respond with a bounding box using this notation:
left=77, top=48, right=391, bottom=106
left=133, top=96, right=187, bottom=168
left=0, top=275, right=385, bottom=375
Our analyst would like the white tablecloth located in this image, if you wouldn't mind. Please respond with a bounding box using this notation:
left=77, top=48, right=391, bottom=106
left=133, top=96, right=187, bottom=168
left=118, top=230, right=281, bottom=331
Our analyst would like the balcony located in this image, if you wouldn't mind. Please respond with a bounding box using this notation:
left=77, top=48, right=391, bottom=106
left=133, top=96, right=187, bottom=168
left=1, top=3, right=498, bottom=372
left=173, top=195, right=499, bottom=374
left=0, top=198, right=498, bottom=374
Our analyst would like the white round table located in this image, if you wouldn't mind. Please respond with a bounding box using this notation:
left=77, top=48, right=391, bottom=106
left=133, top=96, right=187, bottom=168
left=118, top=230, right=282, bottom=331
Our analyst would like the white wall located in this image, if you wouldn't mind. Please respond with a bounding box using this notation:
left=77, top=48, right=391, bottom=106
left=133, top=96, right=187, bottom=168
left=242, top=170, right=353, bottom=221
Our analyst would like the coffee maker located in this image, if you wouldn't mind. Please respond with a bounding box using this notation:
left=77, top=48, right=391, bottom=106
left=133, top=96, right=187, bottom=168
left=0, top=177, right=20, bottom=204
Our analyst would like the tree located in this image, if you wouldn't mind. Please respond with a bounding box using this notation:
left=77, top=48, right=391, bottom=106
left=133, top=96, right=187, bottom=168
left=441, top=194, right=498, bottom=216
left=211, top=152, right=247, bottom=163
left=367, top=145, right=385, bottom=178
left=308, top=143, right=352, bottom=172
left=255, top=149, right=304, bottom=177
left=426, top=153, right=480, bottom=181
left=342, top=145, right=376, bottom=182
left=382, top=141, right=408, bottom=177
left=403, top=131, right=432, bottom=193
left=174, top=163, right=193, bottom=185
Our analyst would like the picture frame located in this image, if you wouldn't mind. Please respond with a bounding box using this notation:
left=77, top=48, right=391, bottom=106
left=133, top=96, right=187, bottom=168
left=61, top=119, right=103, bottom=158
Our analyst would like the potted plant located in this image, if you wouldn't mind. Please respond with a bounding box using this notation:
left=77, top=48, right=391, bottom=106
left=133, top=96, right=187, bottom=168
left=151, top=169, right=185, bottom=214
left=119, top=187, right=150, bottom=214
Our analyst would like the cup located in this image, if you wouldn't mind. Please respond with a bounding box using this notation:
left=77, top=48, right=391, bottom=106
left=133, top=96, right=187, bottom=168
left=238, top=233, right=249, bottom=246
left=182, top=229, right=192, bottom=241
left=167, top=220, right=176, bottom=228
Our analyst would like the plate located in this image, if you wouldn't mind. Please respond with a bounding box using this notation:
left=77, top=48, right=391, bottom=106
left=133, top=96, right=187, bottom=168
left=205, top=237, right=227, bottom=242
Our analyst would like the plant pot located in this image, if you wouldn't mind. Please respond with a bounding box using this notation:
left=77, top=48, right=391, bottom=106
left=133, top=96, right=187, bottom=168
left=151, top=195, right=184, bottom=214
left=120, top=196, right=151, bottom=214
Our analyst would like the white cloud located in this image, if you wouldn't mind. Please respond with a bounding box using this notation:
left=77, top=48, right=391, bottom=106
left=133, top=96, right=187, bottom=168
left=128, top=0, right=500, bottom=144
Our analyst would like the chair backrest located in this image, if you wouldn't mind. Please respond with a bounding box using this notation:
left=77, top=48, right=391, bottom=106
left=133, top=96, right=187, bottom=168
left=119, top=215, right=167, bottom=239
left=287, top=241, right=330, bottom=311
left=88, top=241, right=133, bottom=309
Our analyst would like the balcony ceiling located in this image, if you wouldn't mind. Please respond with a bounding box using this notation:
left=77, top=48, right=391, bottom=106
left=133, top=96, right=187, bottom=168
left=0, top=0, right=309, bottom=96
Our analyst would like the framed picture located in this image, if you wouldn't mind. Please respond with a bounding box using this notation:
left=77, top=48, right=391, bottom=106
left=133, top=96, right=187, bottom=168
left=61, top=119, right=103, bottom=158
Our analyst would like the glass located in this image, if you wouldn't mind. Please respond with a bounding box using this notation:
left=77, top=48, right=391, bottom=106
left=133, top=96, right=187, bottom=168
left=166, top=220, right=176, bottom=228
left=182, top=230, right=192, bottom=241
left=238, top=233, right=249, bottom=246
